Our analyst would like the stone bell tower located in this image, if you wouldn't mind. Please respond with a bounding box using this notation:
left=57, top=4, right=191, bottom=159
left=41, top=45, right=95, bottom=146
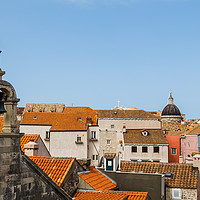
left=0, top=68, right=20, bottom=134
left=0, top=68, right=22, bottom=200
left=0, top=67, right=71, bottom=200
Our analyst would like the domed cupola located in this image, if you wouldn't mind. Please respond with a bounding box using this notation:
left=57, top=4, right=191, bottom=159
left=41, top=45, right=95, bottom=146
left=161, top=92, right=182, bottom=123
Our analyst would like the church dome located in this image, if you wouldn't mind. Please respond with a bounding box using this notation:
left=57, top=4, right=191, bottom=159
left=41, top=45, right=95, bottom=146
left=161, top=93, right=181, bottom=116
left=162, top=104, right=181, bottom=116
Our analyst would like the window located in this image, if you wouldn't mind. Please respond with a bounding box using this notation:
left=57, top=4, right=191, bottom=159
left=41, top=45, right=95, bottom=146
left=154, top=147, right=159, bottom=153
left=172, top=189, right=181, bottom=199
left=141, top=130, right=149, bottom=136
left=91, top=131, right=96, bottom=139
left=131, top=146, right=137, bottom=152
left=92, top=155, right=98, bottom=161
left=33, top=116, right=37, bottom=119
left=142, top=146, right=148, bottom=153
left=92, top=155, right=95, bottom=161
left=153, top=160, right=160, bottom=162
left=46, top=131, right=50, bottom=139
left=171, top=148, right=177, bottom=155
left=77, top=136, right=82, bottom=142
left=111, top=125, right=114, bottom=129
left=107, top=140, right=111, bottom=145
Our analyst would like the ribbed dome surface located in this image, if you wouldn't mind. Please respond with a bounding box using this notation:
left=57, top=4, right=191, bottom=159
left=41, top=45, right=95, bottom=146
left=161, top=104, right=181, bottom=116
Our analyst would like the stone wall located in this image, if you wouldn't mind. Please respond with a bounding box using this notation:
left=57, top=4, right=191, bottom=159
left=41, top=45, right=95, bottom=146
left=0, top=133, right=71, bottom=200
left=62, top=161, right=83, bottom=196
left=25, top=104, right=65, bottom=113
left=166, top=187, right=197, bottom=200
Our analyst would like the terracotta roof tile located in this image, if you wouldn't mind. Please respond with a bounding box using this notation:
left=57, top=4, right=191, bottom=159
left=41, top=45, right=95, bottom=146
left=63, top=107, right=95, bottom=113
left=79, top=166, right=116, bottom=191
left=74, top=191, right=148, bottom=200
left=124, top=129, right=168, bottom=144
left=182, top=125, right=200, bottom=135
left=97, top=110, right=159, bottom=119
left=30, top=156, right=75, bottom=186
left=121, top=161, right=199, bottom=189
left=21, top=107, right=97, bottom=131
left=21, top=134, right=39, bottom=152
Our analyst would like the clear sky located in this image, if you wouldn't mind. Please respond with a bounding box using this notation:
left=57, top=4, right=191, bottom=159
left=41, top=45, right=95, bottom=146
left=0, top=0, right=200, bottom=118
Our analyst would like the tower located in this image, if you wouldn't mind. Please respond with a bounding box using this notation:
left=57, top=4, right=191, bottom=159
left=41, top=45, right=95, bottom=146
left=161, top=92, right=182, bottom=124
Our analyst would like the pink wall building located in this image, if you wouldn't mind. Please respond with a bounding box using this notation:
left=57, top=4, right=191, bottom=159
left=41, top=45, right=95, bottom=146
left=181, top=135, right=199, bottom=161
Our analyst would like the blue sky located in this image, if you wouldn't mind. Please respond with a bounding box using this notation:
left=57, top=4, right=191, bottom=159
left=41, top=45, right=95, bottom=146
left=0, top=0, right=200, bottom=118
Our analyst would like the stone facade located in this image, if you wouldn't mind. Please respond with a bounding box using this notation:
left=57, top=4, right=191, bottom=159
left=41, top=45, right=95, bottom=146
left=0, top=134, right=71, bottom=200
left=161, top=115, right=182, bottom=124
left=166, top=187, right=197, bottom=200
left=89, top=118, right=161, bottom=167
left=62, top=160, right=83, bottom=196
left=25, top=104, right=65, bottom=113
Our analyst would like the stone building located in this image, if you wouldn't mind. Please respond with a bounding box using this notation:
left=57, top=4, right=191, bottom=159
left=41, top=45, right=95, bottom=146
left=88, top=109, right=161, bottom=169
left=0, top=68, right=72, bottom=199
left=123, top=129, right=168, bottom=162
left=161, top=92, right=182, bottom=124
left=161, top=93, right=188, bottom=135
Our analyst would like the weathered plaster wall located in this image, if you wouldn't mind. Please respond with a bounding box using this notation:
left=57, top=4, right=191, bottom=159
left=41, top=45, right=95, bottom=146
left=50, top=131, right=87, bottom=159
left=94, top=119, right=161, bottom=165
left=124, top=144, right=168, bottom=162
left=181, top=135, right=198, bottom=161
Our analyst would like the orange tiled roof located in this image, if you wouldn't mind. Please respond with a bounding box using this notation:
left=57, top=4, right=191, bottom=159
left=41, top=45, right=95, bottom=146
left=21, top=134, right=39, bottom=152
left=121, top=161, right=199, bottom=189
left=78, top=166, right=116, bottom=191
left=21, top=107, right=97, bottom=131
left=0, top=116, right=3, bottom=132
left=63, top=107, right=95, bottom=113
left=30, top=156, right=75, bottom=186
left=74, top=191, right=148, bottom=200
left=182, top=125, right=200, bottom=135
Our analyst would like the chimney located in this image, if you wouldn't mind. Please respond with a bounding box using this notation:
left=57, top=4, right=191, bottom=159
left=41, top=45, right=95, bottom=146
left=24, top=140, right=39, bottom=156
left=123, top=125, right=126, bottom=133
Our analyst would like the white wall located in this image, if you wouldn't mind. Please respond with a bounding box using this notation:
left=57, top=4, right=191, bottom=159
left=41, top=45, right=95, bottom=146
left=88, top=126, right=100, bottom=166
left=50, top=131, right=87, bottom=159
left=124, top=144, right=168, bottom=162
left=20, top=125, right=51, bottom=151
